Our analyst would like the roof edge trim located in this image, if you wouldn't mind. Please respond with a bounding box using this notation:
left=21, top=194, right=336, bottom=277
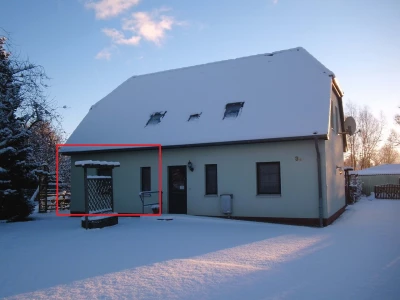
left=60, top=134, right=328, bottom=155
left=332, top=77, right=344, bottom=97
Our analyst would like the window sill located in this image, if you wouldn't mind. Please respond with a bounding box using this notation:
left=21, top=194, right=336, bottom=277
left=256, top=194, right=281, bottom=198
left=204, top=194, right=219, bottom=197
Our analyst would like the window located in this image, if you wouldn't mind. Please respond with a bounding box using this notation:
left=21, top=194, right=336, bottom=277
left=257, top=162, right=281, bottom=195
left=330, top=101, right=340, bottom=133
left=188, top=113, right=202, bottom=121
left=205, top=164, right=218, bottom=195
left=146, top=111, right=167, bottom=126
left=141, top=167, right=151, bottom=191
left=97, top=168, right=112, bottom=176
left=223, top=102, right=244, bottom=119
left=335, top=106, right=339, bottom=133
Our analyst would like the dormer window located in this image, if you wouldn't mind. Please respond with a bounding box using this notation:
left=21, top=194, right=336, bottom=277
left=223, top=102, right=244, bottom=119
left=188, top=113, right=202, bottom=121
left=146, top=111, right=167, bottom=126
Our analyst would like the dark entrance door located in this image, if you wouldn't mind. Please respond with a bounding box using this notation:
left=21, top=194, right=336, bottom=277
left=168, top=166, right=187, bottom=214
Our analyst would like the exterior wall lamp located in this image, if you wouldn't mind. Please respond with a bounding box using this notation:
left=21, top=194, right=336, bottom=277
left=187, top=160, right=194, bottom=172
left=336, top=165, right=343, bottom=175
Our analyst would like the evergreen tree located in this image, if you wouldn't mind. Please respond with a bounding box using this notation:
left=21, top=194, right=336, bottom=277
left=0, top=36, right=37, bottom=221
left=349, top=174, right=363, bottom=203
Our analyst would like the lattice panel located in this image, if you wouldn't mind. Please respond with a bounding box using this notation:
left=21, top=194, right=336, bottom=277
left=87, top=178, right=113, bottom=212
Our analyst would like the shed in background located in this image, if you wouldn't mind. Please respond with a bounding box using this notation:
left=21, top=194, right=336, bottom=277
left=350, top=164, right=400, bottom=196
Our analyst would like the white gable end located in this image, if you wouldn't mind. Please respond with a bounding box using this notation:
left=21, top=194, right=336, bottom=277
left=63, top=47, right=335, bottom=152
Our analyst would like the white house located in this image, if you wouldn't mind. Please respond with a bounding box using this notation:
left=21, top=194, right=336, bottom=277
left=61, top=46, right=348, bottom=227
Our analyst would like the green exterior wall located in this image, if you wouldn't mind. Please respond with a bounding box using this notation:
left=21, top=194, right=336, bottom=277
left=66, top=139, right=345, bottom=220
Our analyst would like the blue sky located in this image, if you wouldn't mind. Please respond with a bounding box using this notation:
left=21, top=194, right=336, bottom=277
left=1, top=0, right=399, bottom=139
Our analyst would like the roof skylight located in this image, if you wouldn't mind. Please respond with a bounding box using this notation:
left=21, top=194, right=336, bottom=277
left=146, top=111, right=167, bottom=126
left=188, top=113, right=202, bottom=121
left=223, top=102, right=244, bottom=119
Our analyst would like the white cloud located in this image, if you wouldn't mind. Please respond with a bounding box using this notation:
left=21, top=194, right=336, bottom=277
left=85, top=0, right=140, bottom=19
left=121, top=9, right=180, bottom=45
left=90, top=5, right=184, bottom=60
left=95, top=48, right=112, bottom=60
left=102, top=28, right=141, bottom=45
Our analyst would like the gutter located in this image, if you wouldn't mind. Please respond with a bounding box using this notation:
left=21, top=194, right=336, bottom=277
left=314, top=135, right=324, bottom=227
left=60, top=134, right=328, bottom=155
left=332, top=77, right=344, bottom=97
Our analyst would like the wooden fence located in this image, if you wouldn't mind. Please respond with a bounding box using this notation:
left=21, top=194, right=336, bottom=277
left=374, top=184, right=400, bottom=199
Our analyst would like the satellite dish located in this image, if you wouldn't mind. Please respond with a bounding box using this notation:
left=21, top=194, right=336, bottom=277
left=344, top=116, right=357, bottom=136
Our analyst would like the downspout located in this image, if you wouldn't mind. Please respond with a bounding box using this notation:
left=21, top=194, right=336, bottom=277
left=314, top=135, right=324, bottom=227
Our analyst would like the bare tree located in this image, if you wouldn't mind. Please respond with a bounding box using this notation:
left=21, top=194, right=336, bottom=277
left=358, top=106, right=385, bottom=169
left=1, top=30, right=61, bottom=127
left=390, top=109, right=400, bottom=146
left=28, top=121, right=71, bottom=185
left=28, top=121, right=62, bottom=169
left=344, top=100, right=360, bottom=169
left=375, top=142, right=400, bottom=165
left=344, top=100, right=385, bottom=170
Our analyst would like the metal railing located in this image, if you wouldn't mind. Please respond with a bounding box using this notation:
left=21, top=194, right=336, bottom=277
left=139, top=191, right=163, bottom=214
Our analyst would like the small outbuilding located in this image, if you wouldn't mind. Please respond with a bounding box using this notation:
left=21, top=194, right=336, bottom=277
left=350, top=164, right=400, bottom=195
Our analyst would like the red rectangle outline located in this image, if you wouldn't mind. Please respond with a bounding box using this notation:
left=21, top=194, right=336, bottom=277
left=55, top=144, right=162, bottom=217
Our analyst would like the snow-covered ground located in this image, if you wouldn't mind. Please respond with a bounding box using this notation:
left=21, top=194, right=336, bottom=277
left=1, top=197, right=399, bottom=300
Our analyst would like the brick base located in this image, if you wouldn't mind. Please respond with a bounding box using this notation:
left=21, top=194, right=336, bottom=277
left=72, top=206, right=347, bottom=227
left=70, top=211, right=140, bottom=217
left=197, top=205, right=347, bottom=227
left=81, top=216, right=118, bottom=229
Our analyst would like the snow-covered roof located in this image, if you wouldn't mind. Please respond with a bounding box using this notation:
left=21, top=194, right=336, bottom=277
left=62, top=47, right=337, bottom=153
left=350, top=164, right=400, bottom=175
